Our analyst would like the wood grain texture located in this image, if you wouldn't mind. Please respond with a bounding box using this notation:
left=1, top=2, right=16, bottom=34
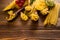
left=0, top=0, right=60, bottom=40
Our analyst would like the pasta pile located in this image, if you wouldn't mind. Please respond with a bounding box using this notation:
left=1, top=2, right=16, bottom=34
left=3, top=0, right=60, bottom=26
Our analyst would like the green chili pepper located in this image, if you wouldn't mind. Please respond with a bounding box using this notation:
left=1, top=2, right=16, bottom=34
left=30, top=0, right=35, bottom=5
left=45, top=0, right=55, bottom=8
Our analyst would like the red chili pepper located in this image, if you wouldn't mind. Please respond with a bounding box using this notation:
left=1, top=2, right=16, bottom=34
left=15, top=0, right=25, bottom=7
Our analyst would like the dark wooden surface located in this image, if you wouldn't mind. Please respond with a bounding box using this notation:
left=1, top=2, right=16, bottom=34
left=0, top=0, right=60, bottom=40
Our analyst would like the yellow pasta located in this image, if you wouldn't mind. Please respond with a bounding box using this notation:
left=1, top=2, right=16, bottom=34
left=6, top=10, right=16, bottom=21
left=20, top=12, right=28, bottom=21
left=3, top=0, right=15, bottom=11
left=25, top=5, right=32, bottom=11
left=44, top=4, right=60, bottom=25
left=49, top=4, right=60, bottom=25
left=30, top=12, right=39, bottom=21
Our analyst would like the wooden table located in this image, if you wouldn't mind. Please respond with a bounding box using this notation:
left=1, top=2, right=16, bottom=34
left=0, top=0, right=60, bottom=40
